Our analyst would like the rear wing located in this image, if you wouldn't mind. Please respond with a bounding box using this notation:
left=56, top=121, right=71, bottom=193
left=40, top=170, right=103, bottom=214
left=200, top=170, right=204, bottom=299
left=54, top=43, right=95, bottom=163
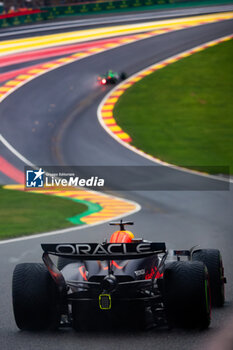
left=41, top=242, right=166, bottom=260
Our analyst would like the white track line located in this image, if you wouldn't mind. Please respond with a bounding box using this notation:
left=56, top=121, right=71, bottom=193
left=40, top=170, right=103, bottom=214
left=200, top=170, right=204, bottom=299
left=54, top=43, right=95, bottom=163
left=0, top=134, right=34, bottom=166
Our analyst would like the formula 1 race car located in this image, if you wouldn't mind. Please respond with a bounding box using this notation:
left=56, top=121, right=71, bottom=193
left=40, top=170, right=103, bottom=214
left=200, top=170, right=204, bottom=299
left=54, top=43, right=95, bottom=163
left=12, top=221, right=226, bottom=331
left=98, top=70, right=127, bottom=85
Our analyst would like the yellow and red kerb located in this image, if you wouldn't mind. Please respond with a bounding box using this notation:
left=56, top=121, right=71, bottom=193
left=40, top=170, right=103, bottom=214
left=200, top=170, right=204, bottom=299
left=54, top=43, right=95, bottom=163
left=4, top=184, right=138, bottom=225
left=99, top=35, right=233, bottom=145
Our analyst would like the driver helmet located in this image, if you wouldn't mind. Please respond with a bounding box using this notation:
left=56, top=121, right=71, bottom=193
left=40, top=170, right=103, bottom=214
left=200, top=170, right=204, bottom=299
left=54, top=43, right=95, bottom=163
left=110, top=230, right=134, bottom=243
left=108, top=70, right=114, bottom=77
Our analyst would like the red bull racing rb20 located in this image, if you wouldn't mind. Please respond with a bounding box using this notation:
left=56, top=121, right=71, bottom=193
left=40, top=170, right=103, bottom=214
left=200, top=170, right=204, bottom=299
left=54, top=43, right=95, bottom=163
left=12, top=221, right=226, bottom=331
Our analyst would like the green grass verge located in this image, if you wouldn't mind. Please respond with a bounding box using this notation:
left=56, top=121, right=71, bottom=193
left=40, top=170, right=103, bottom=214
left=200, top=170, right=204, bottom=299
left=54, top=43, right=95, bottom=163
left=115, top=39, right=233, bottom=174
left=0, top=187, right=88, bottom=239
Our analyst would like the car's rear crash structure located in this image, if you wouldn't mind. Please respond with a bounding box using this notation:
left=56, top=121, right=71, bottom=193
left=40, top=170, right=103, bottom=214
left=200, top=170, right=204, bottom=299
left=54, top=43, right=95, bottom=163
left=12, top=221, right=226, bottom=331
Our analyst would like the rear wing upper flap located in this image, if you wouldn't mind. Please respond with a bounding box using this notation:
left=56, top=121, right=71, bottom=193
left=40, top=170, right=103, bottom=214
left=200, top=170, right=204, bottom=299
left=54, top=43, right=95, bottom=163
left=41, top=242, right=166, bottom=260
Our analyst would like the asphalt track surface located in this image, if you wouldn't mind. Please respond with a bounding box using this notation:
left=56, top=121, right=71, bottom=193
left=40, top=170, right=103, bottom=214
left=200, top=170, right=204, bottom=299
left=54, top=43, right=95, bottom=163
left=0, top=12, right=233, bottom=350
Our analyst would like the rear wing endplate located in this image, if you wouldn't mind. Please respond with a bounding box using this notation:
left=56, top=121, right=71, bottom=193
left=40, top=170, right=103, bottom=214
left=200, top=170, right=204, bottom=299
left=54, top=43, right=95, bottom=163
left=41, top=242, right=166, bottom=260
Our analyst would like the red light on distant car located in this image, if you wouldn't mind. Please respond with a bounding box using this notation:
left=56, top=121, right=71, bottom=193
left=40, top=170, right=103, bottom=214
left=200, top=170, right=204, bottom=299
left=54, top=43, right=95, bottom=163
left=102, top=78, right=107, bottom=85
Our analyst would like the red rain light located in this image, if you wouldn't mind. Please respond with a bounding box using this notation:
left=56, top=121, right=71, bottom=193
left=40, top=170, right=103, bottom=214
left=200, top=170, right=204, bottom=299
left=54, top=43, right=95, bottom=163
left=102, top=78, right=107, bottom=85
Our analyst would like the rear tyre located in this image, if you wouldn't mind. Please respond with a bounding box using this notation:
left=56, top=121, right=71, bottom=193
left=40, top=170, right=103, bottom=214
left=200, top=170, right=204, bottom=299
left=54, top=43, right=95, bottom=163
left=163, top=261, right=211, bottom=329
left=192, top=249, right=225, bottom=306
left=120, top=72, right=127, bottom=80
left=12, top=263, right=61, bottom=330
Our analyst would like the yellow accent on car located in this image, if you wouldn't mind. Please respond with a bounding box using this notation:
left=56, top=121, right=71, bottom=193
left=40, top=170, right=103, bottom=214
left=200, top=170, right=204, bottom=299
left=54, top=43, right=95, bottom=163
left=99, top=294, right=111, bottom=310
